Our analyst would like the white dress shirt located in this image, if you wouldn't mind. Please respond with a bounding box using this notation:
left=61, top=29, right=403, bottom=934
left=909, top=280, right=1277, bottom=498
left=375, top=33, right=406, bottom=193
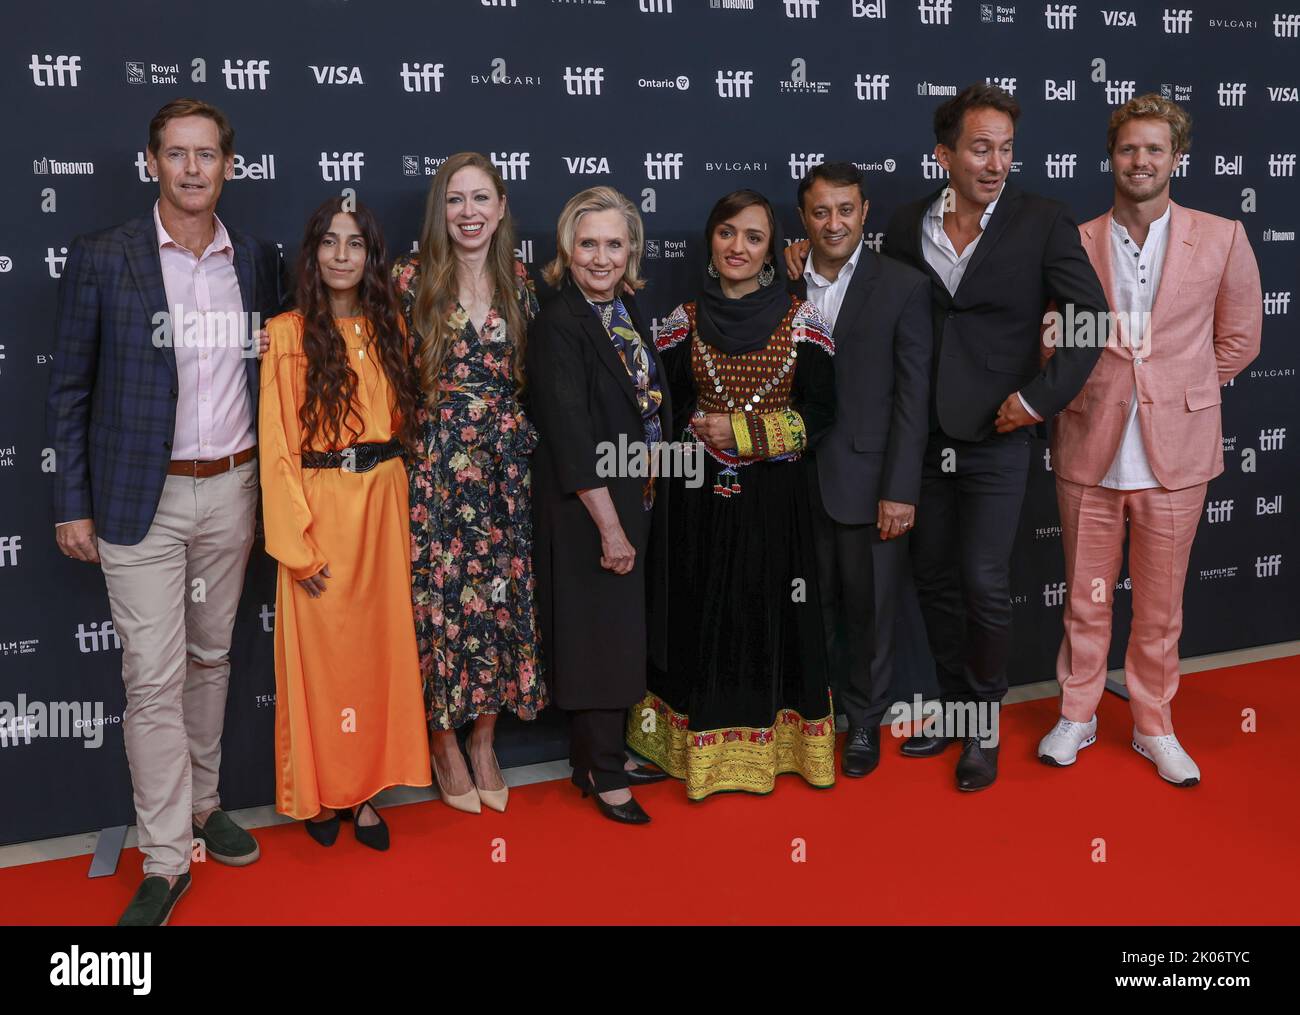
left=1099, top=205, right=1170, bottom=490
left=802, top=239, right=865, bottom=333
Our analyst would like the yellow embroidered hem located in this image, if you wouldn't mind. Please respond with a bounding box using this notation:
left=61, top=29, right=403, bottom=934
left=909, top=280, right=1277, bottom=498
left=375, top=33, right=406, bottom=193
left=626, top=691, right=836, bottom=800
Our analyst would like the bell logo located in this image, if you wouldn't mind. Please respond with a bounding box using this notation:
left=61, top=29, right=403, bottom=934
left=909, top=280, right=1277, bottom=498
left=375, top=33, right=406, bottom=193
left=1044, top=4, right=1078, bottom=29
left=1268, top=154, right=1297, bottom=176
left=1254, top=555, right=1282, bottom=578
left=852, top=0, right=887, bottom=15
left=1259, top=427, right=1287, bottom=450
left=1205, top=499, right=1234, bottom=523
left=1163, top=8, right=1193, bottom=32
left=0, top=535, right=20, bottom=566
left=46, top=246, right=69, bottom=279
left=1257, top=495, right=1283, bottom=515
left=491, top=152, right=531, bottom=180
left=29, top=54, right=81, bottom=87
left=563, top=66, right=604, bottom=96
left=318, top=152, right=364, bottom=182
left=918, top=0, right=952, bottom=24
left=401, top=62, right=444, bottom=93
left=1042, top=582, right=1067, bottom=607
left=1045, top=79, right=1076, bottom=100
left=1045, top=153, right=1077, bottom=178
left=75, top=620, right=121, bottom=653
left=854, top=73, right=889, bottom=100
left=788, top=152, right=824, bottom=179
left=1217, top=82, right=1247, bottom=106
left=921, top=153, right=948, bottom=179
left=221, top=59, right=270, bottom=90
left=1214, top=154, right=1244, bottom=175
left=644, top=153, right=684, bottom=180
left=716, top=70, right=755, bottom=98
left=784, top=0, right=819, bottom=15
left=1275, top=13, right=1300, bottom=36
left=1263, top=292, right=1291, bottom=315
left=1104, top=79, right=1136, bottom=104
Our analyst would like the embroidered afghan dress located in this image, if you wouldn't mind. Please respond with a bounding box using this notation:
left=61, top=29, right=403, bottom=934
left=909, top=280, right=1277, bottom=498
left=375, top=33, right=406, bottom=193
left=391, top=256, right=547, bottom=731
left=625, top=295, right=837, bottom=799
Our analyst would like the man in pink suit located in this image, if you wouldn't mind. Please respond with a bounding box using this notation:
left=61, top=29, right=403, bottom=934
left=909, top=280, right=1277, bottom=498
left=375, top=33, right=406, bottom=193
left=1039, top=95, right=1262, bottom=785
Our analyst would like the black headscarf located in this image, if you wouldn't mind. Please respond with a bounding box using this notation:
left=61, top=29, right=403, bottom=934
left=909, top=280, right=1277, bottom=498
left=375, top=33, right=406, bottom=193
left=695, top=191, right=790, bottom=356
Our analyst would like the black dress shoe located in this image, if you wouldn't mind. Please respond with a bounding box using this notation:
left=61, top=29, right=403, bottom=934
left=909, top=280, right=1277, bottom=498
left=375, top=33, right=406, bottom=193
left=842, top=726, right=881, bottom=777
left=576, top=772, right=651, bottom=824
left=900, top=733, right=956, bottom=758
left=955, top=737, right=999, bottom=791
left=352, top=800, right=390, bottom=851
left=304, top=810, right=340, bottom=847
left=624, top=764, right=670, bottom=785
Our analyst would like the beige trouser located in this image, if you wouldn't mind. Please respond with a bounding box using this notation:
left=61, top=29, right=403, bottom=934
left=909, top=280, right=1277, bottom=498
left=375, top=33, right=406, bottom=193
left=98, top=458, right=259, bottom=876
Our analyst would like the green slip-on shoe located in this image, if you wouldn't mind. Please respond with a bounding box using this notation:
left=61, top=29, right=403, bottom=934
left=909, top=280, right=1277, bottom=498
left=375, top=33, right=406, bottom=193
left=193, top=810, right=261, bottom=866
left=117, top=873, right=191, bottom=926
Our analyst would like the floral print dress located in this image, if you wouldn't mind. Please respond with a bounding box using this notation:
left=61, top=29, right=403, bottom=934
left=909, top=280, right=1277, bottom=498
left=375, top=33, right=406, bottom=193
left=392, top=256, right=547, bottom=731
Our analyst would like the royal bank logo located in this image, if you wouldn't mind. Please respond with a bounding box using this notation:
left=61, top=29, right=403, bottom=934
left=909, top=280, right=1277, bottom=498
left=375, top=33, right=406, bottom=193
left=1218, top=81, right=1247, bottom=106
left=918, top=0, right=953, bottom=23
left=319, top=151, right=364, bottom=182
left=563, top=155, right=611, bottom=174
left=716, top=70, right=754, bottom=98
left=1045, top=78, right=1076, bottom=100
left=986, top=76, right=1017, bottom=94
left=311, top=64, right=364, bottom=85
left=644, top=239, right=686, bottom=259
left=1044, top=3, right=1078, bottom=29
left=784, top=0, right=819, bottom=15
left=491, top=152, right=531, bottom=180
left=1163, top=8, right=1193, bottom=32
left=32, top=157, right=94, bottom=176
left=851, top=0, right=887, bottom=15
left=981, top=4, right=1017, bottom=24
left=402, top=154, right=448, bottom=176
left=1045, top=153, right=1077, bottom=178
left=780, top=58, right=831, bottom=95
left=1205, top=499, right=1234, bottom=523
left=1161, top=82, right=1193, bottom=102
left=563, top=66, right=605, bottom=96
left=401, top=62, right=445, bottom=93
left=126, top=61, right=181, bottom=85
left=644, top=152, right=683, bottom=180
left=221, top=58, right=270, bottom=90
left=1263, top=291, right=1292, bottom=315
left=1269, top=154, right=1297, bottom=176
left=788, top=152, right=825, bottom=179
left=1101, top=9, right=1136, bottom=26
left=29, top=54, right=81, bottom=86
left=854, top=73, right=890, bottom=100
left=1277, top=13, right=1300, bottom=36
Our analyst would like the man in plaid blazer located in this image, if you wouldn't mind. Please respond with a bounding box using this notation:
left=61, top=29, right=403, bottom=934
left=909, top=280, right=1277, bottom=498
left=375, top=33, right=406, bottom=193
left=46, top=98, right=292, bottom=926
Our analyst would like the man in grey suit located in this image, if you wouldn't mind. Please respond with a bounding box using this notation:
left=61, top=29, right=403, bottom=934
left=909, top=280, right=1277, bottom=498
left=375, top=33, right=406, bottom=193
left=789, top=162, right=933, bottom=777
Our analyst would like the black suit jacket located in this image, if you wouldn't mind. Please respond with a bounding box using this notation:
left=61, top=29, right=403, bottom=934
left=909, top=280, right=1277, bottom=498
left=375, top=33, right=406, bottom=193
left=882, top=183, right=1109, bottom=442
left=795, top=247, right=932, bottom=525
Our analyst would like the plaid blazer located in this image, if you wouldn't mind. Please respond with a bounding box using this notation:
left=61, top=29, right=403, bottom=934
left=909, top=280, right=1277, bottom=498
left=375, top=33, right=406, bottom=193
left=46, top=214, right=293, bottom=545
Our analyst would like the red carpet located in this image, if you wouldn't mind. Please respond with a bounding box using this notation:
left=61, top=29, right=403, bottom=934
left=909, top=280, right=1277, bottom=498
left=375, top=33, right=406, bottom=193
left=4, top=657, right=1297, bottom=925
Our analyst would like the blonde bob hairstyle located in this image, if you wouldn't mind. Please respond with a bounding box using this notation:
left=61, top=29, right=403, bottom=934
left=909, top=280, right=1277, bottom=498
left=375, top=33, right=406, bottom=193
left=542, top=186, right=646, bottom=291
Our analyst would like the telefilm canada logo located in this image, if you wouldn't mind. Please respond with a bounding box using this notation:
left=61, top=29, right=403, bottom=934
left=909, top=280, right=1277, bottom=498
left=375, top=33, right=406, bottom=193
left=780, top=58, right=831, bottom=95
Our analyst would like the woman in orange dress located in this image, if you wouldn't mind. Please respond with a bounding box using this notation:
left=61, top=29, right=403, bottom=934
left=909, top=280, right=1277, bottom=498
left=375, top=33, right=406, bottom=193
left=260, top=196, right=431, bottom=850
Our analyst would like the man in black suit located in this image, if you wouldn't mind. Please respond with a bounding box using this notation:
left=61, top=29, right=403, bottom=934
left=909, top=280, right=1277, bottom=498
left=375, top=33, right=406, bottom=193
left=790, top=163, right=932, bottom=778
left=881, top=83, right=1108, bottom=790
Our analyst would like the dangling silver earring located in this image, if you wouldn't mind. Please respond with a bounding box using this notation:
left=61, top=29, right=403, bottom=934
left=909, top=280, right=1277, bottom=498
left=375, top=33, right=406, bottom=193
left=707, top=260, right=720, bottom=279
left=758, top=261, right=775, bottom=287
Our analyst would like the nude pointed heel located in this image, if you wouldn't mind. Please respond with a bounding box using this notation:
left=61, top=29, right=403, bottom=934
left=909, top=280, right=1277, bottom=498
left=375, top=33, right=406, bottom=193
left=470, top=751, right=508, bottom=813
left=433, top=755, right=481, bottom=814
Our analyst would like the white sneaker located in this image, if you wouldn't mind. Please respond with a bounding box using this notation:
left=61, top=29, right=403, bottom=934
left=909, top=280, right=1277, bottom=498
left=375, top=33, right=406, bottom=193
left=1037, top=715, right=1098, bottom=766
left=1131, top=728, right=1201, bottom=787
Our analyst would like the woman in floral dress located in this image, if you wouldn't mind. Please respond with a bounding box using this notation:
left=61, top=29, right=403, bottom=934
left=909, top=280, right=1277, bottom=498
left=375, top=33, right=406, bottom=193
left=392, top=152, right=546, bottom=814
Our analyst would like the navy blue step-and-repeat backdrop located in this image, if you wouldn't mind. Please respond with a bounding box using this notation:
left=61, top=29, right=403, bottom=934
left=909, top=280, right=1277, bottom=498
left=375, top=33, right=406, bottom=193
left=1, top=0, right=1296, bottom=845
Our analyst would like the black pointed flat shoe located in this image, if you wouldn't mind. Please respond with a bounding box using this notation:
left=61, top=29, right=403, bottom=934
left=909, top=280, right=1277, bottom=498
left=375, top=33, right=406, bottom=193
left=352, top=800, right=390, bottom=851
left=304, top=810, right=340, bottom=847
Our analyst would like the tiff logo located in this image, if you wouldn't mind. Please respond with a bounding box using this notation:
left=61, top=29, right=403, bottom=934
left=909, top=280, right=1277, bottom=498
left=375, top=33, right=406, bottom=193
left=854, top=73, right=890, bottom=100
left=1255, top=554, right=1282, bottom=577
left=1218, top=82, right=1247, bottom=105
left=222, top=58, right=270, bottom=90
left=1276, top=13, right=1300, bottom=36
left=1044, top=4, right=1078, bottom=29
left=491, top=151, right=531, bottom=180
left=921, top=153, right=948, bottom=179
left=717, top=70, right=755, bottom=98
left=75, top=620, right=121, bottom=653
left=918, top=0, right=952, bottom=24
left=401, top=62, right=445, bottom=92
left=481, top=0, right=517, bottom=5
left=1105, top=79, right=1137, bottom=104
left=564, top=66, right=605, bottom=95
left=46, top=246, right=69, bottom=278
left=1263, top=291, right=1291, bottom=315
left=1163, top=8, right=1193, bottom=32
left=29, top=54, right=81, bottom=87
left=0, top=535, right=20, bottom=566
left=639, top=0, right=673, bottom=10
left=1269, top=153, right=1297, bottom=176
left=864, top=231, right=885, bottom=251
left=1257, top=495, right=1284, bottom=515
left=644, top=152, right=684, bottom=180
left=1045, top=153, right=1077, bottom=178
left=1205, top=499, right=1234, bottom=523
left=986, top=76, right=1017, bottom=94
left=784, top=0, right=819, bottom=15
left=1259, top=426, right=1287, bottom=450
left=1043, top=582, right=1067, bottom=607
left=319, top=151, right=364, bottom=181
left=789, top=152, right=825, bottom=179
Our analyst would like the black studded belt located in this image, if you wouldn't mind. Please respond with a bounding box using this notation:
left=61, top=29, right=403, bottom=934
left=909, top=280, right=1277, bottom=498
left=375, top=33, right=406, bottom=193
left=302, top=437, right=403, bottom=473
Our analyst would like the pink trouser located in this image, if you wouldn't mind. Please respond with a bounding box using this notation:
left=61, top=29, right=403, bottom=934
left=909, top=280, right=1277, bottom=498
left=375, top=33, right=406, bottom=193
left=1054, top=477, right=1207, bottom=736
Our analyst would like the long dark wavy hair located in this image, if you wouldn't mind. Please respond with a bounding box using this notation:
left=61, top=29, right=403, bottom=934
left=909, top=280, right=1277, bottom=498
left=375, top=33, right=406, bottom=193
left=295, top=196, right=420, bottom=455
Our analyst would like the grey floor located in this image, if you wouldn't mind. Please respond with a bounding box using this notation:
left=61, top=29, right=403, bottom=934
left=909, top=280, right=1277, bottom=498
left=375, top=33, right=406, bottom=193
left=3, top=640, right=1294, bottom=872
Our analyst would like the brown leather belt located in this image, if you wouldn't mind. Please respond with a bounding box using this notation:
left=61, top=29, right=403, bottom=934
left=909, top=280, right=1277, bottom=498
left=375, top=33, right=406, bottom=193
left=167, top=445, right=257, bottom=478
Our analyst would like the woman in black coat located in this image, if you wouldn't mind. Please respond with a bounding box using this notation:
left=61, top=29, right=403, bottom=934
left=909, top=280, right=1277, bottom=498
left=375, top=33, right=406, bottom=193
left=527, top=186, right=672, bottom=824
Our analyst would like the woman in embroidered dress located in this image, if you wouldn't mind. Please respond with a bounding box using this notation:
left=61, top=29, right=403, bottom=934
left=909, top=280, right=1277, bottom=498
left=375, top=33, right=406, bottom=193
left=391, top=152, right=546, bottom=814
left=625, top=189, right=838, bottom=801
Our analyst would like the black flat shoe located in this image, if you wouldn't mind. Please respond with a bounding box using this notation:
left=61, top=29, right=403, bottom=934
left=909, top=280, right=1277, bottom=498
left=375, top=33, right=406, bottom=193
left=352, top=800, right=390, bottom=851
left=842, top=726, right=881, bottom=777
left=624, top=764, right=670, bottom=785
left=900, top=733, right=956, bottom=758
left=955, top=737, right=999, bottom=791
left=304, top=810, right=340, bottom=847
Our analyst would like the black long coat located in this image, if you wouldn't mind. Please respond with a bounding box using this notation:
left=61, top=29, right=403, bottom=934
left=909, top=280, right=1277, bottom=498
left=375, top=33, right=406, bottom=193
left=526, top=276, right=672, bottom=711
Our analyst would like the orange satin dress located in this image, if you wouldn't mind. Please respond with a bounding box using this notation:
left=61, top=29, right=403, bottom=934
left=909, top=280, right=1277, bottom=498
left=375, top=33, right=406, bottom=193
left=259, top=311, right=431, bottom=819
